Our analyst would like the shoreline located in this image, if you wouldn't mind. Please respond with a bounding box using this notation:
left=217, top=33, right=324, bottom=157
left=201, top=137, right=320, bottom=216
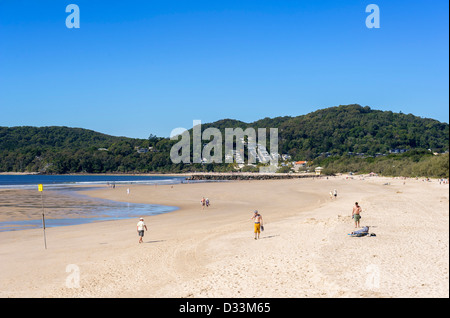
left=0, top=176, right=448, bottom=298
left=0, top=171, right=448, bottom=182
left=0, top=185, right=179, bottom=229
left=1, top=170, right=447, bottom=180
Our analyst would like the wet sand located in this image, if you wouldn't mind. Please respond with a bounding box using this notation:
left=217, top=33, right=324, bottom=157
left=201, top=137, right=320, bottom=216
left=0, top=187, right=176, bottom=231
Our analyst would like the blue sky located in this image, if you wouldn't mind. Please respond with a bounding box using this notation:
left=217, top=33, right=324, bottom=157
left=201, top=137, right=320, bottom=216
left=0, top=0, right=448, bottom=138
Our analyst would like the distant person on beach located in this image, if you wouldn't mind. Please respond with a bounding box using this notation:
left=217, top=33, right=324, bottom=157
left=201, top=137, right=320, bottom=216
left=251, top=210, right=264, bottom=240
left=201, top=197, right=206, bottom=210
left=329, top=190, right=333, bottom=200
left=205, top=198, right=210, bottom=207
left=352, top=202, right=362, bottom=228
left=333, top=189, right=338, bottom=199
left=137, top=218, right=147, bottom=243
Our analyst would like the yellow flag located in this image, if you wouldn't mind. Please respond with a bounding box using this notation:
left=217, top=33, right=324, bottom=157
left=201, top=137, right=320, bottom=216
left=38, top=184, right=43, bottom=192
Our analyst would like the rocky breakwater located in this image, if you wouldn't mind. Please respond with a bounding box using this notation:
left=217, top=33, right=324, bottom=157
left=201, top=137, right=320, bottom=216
left=186, top=173, right=317, bottom=181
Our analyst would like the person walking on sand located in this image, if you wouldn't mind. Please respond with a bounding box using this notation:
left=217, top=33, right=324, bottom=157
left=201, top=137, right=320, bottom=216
left=251, top=210, right=264, bottom=240
left=352, top=202, right=362, bottom=228
left=333, top=189, right=338, bottom=199
left=137, top=217, right=148, bottom=243
left=201, top=197, right=206, bottom=210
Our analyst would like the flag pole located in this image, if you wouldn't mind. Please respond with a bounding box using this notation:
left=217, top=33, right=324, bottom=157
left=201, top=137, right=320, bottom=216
left=39, top=184, right=47, bottom=249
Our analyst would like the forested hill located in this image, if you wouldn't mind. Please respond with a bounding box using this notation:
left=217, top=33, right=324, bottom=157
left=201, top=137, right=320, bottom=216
left=0, top=126, right=135, bottom=150
left=278, top=105, right=448, bottom=159
left=0, top=126, right=151, bottom=173
left=0, top=105, right=448, bottom=174
left=202, top=105, right=449, bottom=159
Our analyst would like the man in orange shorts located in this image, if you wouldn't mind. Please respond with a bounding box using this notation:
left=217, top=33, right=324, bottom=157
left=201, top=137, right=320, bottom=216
left=251, top=210, right=264, bottom=240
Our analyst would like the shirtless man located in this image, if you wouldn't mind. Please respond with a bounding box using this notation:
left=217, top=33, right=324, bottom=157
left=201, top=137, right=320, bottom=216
left=352, top=202, right=362, bottom=228
left=251, top=210, right=264, bottom=240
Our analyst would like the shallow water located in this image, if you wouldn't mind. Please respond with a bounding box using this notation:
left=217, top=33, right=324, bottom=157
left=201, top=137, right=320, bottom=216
left=0, top=188, right=178, bottom=232
left=0, top=175, right=183, bottom=231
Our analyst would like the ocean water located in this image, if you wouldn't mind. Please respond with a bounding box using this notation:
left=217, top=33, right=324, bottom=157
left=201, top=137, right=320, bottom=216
left=0, top=175, right=185, bottom=231
left=0, top=174, right=186, bottom=190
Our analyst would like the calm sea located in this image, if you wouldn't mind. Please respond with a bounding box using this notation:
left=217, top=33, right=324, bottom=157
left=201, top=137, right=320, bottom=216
left=0, top=174, right=186, bottom=189
left=0, top=174, right=185, bottom=232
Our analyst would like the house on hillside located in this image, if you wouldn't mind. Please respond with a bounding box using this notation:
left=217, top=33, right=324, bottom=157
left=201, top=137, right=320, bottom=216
left=389, top=148, right=408, bottom=154
left=294, top=161, right=307, bottom=168
left=292, top=161, right=308, bottom=172
left=136, top=147, right=149, bottom=154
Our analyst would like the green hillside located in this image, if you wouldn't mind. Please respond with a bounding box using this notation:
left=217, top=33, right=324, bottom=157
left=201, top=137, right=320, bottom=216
left=0, top=126, right=150, bottom=173
left=1, top=105, right=448, bottom=176
left=201, top=105, right=449, bottom=160
left=278, top=105, right=448, bottom=159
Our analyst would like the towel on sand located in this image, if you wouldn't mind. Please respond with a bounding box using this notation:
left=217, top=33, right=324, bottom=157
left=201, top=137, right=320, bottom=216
left=349, top=226, right=370, bottom=237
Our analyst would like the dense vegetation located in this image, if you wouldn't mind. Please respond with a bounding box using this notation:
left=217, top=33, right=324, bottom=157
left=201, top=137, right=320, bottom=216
left=279, top=105, right=448, bottom=159
left=314, top=150, right=449, bottom=178
left=0, top=126, right=175, bottom=173
left=201, top=105, right=448, bottom=159
left=1, top=105, right=448, bottom=177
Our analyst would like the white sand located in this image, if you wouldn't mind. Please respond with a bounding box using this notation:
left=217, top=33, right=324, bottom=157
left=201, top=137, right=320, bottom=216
left=0, top=176, right=448, bottom=298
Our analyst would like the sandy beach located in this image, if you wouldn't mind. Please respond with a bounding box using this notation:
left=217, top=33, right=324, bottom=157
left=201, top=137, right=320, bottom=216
left=0, top=176, right=448, bottom=298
